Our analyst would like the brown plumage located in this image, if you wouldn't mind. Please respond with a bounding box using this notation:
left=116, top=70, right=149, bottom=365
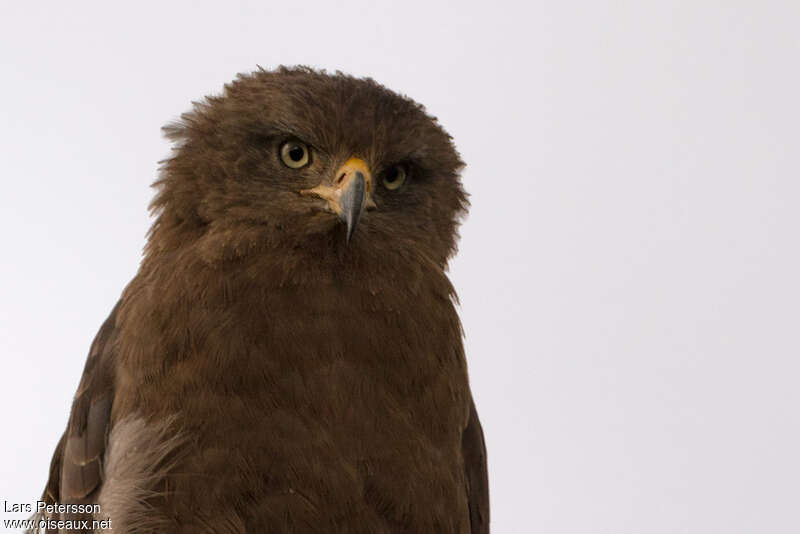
left=34, top=66, right=489, bottom=533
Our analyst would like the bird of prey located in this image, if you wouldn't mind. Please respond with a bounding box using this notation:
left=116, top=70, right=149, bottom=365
left=33, top=66, right=489, bottom=533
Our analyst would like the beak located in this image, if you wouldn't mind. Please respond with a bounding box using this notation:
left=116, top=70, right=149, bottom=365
left=301, top=157, right=376, bottom=242
left=339, top=169, right=366, bottom=242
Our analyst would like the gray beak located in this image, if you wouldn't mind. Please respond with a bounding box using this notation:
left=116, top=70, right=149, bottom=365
left=338, top=170, right=366, bottom=242
left=298, top=158, right=375, bottom=243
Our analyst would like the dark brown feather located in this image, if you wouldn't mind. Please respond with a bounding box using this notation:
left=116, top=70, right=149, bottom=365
left=35, top=302, right=118, bottom=532
left=36, top=67, right=488, bottom=533
left=463, top=398, right=490, bottom=534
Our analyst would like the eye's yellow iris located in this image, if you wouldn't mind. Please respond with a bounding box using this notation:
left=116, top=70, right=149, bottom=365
left=382, top=165, right=407, bottom=190
left=280, top=140, right=310, bottom=168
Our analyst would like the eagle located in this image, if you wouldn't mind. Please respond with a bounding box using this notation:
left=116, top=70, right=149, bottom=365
left=33, top=66, right=489, bottom=533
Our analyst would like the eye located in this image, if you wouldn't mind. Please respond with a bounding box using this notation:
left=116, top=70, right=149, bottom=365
left=279, top=140, right=311, bottom=168
left=382, top=165, right=407, bottom=190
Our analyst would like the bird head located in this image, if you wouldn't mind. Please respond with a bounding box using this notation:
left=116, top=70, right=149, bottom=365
left=149, top=67, right=468, bottom=270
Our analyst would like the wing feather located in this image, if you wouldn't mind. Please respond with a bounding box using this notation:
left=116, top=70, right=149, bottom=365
left=36, top=301, right=120, bottom=524
left=463, top=397, right=490, bottom=534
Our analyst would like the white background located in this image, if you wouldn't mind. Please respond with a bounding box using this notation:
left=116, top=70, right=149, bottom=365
left=2, top=1, right=799, bottom=533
